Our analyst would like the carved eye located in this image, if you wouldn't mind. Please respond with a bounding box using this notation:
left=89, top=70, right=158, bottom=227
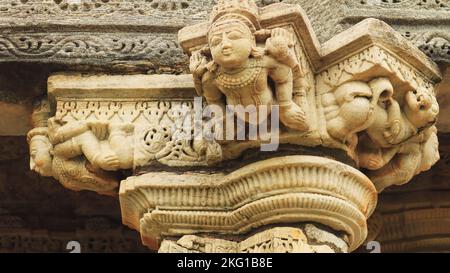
left=228, top=31, right=243, bottom=40
left=413, top=90, right=418, bottom=95
left=210, top=37, right=222, bottom=47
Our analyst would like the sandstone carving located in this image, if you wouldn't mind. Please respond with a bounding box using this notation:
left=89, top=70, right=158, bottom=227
left=159, top=225, right=348, bottom=253
left=122, top=155, right=377, bottom=252
left=190, top=1, right=310, bottom=132
left=26, top=0, right=442, bottom=253
left=323, top=76, right=440, bottom=191
left=28, top=98, right=120, bottom=196
left=27, top=74, right=223, bottom=195
left=180, top=0, right=441, bottom=191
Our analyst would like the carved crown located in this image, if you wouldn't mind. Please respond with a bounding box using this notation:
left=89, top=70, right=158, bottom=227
left=209, top=0, right=260, bottom=33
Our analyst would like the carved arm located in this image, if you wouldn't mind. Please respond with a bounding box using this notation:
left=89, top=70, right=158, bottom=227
left=48, top=118, right=91, bottom=145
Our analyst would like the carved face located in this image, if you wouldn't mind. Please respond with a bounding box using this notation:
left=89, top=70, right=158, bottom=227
left=404, top=88, right=439, bottom=129
left=208, top=21, right=254, bottom=69
left=29, top=137, right=53, bottom=177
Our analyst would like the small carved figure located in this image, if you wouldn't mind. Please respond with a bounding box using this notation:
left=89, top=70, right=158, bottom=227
left=322, top=77, right=395, bottom=148
left=190, top=0, right=309, bottom=132
left=28, top=99, right=120, bottom=196
left=28, top=127, right=119, bottom=197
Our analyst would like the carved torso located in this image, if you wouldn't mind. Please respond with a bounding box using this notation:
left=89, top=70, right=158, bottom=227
left=213, top=57, right=274, bottom=108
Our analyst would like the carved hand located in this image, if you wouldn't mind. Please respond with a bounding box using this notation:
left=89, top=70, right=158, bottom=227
left=95, top=153, right=121, bottom=171
left=384, top=119, right=402, bottom=144
left=280, top=102, right=309, bottom=131
left=266, top=28, right=296, bottom=66
left=269, top=28, right=295, bottom=46
left=367, top=155, right=384, bottom=170
left=189, top=51, right=208, bottom=79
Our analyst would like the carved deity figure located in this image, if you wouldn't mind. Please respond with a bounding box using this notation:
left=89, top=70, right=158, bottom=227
left=189, top=0, right=309, bottom=132
left=323, top=77, right=439, bottom=191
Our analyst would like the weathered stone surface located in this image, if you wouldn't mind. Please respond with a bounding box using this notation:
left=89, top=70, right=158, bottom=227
left=0, top=0, right=448, bottom=138
left=20, top=0, right=442, bottom=253
left=294, top=0, right=450, bottom=64
left=0, top=0, right=447, bottom=254
left=159, top=224, right=349, bottom=253
left=123, top=156, right=376, bottom=252
left=0, top=0, right=446, bottom=70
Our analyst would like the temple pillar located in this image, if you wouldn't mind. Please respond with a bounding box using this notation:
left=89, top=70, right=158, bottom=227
left=26, top=0, right=442, bottom=253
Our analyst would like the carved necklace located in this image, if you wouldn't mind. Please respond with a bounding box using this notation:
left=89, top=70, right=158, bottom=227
left=215, top=58, right=263, bottom=90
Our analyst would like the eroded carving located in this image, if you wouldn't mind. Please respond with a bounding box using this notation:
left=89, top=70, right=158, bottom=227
left=323, top=76, right=439, bottom=191
left=28, top=75, right=223, bottom=195
left=318, top=44, right=441, bottom=191
left=159, top=225, right=348, bottom=253
left=28, top=99, right=120, bottom=196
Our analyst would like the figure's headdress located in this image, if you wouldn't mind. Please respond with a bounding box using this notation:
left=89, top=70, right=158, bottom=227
left=208, top=0, right=261, bottom=36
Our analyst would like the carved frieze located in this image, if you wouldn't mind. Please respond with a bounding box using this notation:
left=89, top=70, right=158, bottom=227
left=0, top=0, right=446, bottom=71
left=159, top=225, right=349, bottom=253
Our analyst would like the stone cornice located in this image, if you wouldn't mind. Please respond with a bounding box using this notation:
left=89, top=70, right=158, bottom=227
left=179, top=7, right=441, bottom=81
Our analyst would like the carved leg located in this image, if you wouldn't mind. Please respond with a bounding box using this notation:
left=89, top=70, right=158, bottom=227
left=369, top=151, right=421, bottom=192
left=76, top=132, right=120, bottom=171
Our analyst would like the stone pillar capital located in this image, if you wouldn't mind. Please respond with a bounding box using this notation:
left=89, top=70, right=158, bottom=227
left=26, top=0, right=441, bottom=253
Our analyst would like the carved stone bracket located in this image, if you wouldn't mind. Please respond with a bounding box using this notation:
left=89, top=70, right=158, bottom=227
left=26, top=0, right=441, bottom=253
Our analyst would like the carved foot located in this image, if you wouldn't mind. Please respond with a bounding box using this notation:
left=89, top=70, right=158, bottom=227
left=280, top=103, right=309, bottom=131
left=384, top=120, right=402, bottom=144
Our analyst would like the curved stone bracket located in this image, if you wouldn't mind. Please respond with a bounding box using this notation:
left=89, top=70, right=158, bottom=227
left=120, top=155, right=377, bottom=252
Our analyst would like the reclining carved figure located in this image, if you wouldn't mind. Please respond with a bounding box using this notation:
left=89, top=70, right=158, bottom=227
left=27, top=99, right=130, bottom=196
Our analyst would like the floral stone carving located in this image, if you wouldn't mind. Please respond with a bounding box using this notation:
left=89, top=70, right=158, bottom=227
left=27, top=0, right=441, bottom=253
